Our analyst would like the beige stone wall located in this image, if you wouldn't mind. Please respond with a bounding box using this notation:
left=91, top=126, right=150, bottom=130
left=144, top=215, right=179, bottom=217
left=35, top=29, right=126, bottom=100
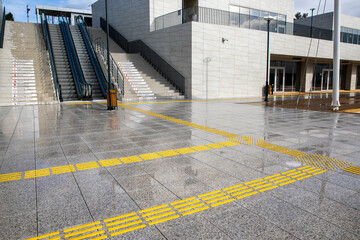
left=191, top=21, right=360, bottom=98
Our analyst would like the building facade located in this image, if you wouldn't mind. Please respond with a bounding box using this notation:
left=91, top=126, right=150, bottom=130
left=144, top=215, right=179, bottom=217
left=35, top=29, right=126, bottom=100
left=92, top=0, right=360, bottom=98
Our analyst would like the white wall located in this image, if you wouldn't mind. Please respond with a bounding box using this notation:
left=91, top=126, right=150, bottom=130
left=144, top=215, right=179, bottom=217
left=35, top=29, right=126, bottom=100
left=143, top=23, right=192, bottom=96
left=92, top=0, right=150, bottom=41
left=271, top=32, right=360, bottom=61
left=191, top=22, right=268, bottom=98
left=191, top=21, right=360, bottom=99
left=149, top=0, right=182, bottom=31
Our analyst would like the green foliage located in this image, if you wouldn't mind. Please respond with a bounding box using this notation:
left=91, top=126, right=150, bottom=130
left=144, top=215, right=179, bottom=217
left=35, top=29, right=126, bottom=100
left=5, top=12, right=14, bottom=21
left=295, top=12, right=309, bottom=20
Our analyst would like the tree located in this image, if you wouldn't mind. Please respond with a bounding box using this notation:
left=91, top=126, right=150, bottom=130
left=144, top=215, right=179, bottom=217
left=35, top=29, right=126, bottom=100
left=295, top=12, right=308, bottom=20
left=5, top=12, right=14, bottom=21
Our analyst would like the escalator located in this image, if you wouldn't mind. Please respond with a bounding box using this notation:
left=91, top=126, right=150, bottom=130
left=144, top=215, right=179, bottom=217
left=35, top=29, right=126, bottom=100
left=41, top=14, right=108, bottom=102
left=48, top=24, right=77, bottom=101
left=70, top=25, right=104, bottom=99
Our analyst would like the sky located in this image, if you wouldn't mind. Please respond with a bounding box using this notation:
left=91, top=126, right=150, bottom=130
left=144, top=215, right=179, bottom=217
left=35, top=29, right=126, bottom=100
left=2, top=0, right=360, bottom=23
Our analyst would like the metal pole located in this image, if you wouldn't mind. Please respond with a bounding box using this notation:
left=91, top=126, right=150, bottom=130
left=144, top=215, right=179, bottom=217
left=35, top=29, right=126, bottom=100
left=206, top=61, right=208, bottom=100
left=27, top=5, right=30, bottom=23
left=265, top=19, right=270, bottom=102
left=332, top=0, right=341, bottom=110
left=106, top=0, right=112, bottom=110
left=310, top=8, right=315, bottom=38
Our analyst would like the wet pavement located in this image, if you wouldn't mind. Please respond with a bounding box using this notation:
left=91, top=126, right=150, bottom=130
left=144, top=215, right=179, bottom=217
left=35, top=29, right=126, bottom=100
left=258, top=92, right=360, bottom=113
left=0, top=96, right=359, bottom=240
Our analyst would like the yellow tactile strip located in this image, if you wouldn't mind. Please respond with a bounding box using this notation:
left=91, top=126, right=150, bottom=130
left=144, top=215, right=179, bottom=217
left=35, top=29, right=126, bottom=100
left=0, top=141, right=237, bottom=183
left=25, top=165, right=326, bottom=240
left=341, top=166, right=360, bottom=175
left=293, top=154, right=352, bottom=171
left=118, top=104, right=238, bottom=138
left=227, top=136, right=266, bottom=146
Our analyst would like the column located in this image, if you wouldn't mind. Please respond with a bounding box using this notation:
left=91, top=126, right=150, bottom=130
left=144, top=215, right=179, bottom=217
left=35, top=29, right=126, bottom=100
left=36, top=9, right=40, bottom=23
left=299, top=59, right=314, bottom=92
left=345, top=63, right=357, bottom=90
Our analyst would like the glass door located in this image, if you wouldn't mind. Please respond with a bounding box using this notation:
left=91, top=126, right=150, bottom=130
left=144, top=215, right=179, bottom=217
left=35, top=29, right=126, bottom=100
left=321, top=69, right=333, bottom=91
left=270, top=67, right=285, bottom=93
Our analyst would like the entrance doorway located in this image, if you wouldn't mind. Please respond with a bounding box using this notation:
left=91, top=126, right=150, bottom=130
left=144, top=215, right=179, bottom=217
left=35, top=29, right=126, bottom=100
left=270, top=67, right=285, bottom=93
left=321, top=69, right=333, bottom=91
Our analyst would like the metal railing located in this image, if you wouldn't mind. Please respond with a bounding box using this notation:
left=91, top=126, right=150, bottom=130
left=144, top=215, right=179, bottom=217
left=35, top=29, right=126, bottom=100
left=100, top=17, right=185, bottom=93
left=0, top=7, right=5, bottom=48
left=60, top=17, right=92, bottom=99
left=154, top=6, right=339, bottom=42
left=94, top=37, right=124, bottom=95
left=76, top=16, right=112, bottom=97
left=41, top=14, right=61, bottom=101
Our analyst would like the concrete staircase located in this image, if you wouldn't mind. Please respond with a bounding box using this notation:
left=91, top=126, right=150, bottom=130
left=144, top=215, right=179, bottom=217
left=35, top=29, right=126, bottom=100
left=70, top=25, right=104, bottom=99
left=88, top=28, right=184, bottom=102
left=0, top=21, right=56, bottom=106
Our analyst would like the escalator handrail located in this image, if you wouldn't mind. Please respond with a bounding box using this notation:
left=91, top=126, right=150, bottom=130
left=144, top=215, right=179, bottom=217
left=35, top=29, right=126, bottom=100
left=0, top=7, right=5, bottom=48
left=40, top=14, right=61, bottom=101
left=94, top=37, right=125, bottom=96
left=60, top=17, right=92, bottom=99
left=76, top=16, right=110, bottom=97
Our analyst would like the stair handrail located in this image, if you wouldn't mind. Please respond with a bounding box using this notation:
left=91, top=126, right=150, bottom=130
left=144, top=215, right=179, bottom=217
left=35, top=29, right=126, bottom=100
left=99, top=17, right=185, bottom=94
left=40, top=14, right=61, bottom=101
left=0, top=7, right=6, bottom=48
left=76, top=16, right=113, bottom=97
left=60, top=17, right=92, bottom=99
left=94, top=36, right=125, bottom=96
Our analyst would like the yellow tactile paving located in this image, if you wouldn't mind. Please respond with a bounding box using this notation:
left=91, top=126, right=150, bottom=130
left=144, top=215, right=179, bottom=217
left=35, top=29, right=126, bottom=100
left=228, top=136, right=266, bottom=145
left=120, top=156, right=143, bottom=163
left=293, top=153, right=352, bottom=171
left=118, top=104, right=238, bottom=138
left=27, top=165, right=332, bottom=239
left=218, top=141, right=239, bottom=147
left=25, top=231, right=60, bottom=240
left=174, top=147, right=197, bottom=154
left=0, top=141, right=236, bottom=183
left=0, top=172, right=22, bottom=182
left=51, top=165, right=76, bottom=175
left=191, top=145, right=211, bottom=151
left=157, top=150, right=179, bottom=157
left=24, top=168, right=50, bottom=179
left=342, top=166, right=360, bottom=175
left=98, top=159, right=122, bottom=167
left=341, top=108, right=360, bottom=113
left=206, top=143, right=226, bottom=149
left=256, top=142, right=277, bottom=149
left=139, top=153, right=162, bottom=160
left=76, top=162, right=100, bottom=171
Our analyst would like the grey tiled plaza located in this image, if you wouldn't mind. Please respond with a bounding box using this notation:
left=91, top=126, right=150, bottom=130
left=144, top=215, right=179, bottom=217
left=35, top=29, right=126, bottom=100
left=0, top=97, right=359, bottom=240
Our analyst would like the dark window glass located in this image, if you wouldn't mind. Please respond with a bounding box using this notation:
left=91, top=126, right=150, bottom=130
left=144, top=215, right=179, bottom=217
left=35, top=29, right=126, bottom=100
left=353, top=34, right=358, bottom=45
left=357, top=66, right=360, bottom=89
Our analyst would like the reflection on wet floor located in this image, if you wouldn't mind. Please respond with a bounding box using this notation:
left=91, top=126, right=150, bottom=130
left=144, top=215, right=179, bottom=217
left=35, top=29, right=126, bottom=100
left=0, top=94, right=359, bottom=240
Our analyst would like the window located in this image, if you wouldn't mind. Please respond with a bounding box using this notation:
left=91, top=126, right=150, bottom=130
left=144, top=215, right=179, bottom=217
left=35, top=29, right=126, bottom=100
left=357, top=66, right=360, bottom=89
left=229, top=5, right=240, bottom=27
left=353, top=29, right=358, bottom=44
left=250, top=9, right=260, bottom=30
left=239, top=7, right=250, bottom=29
left=348, top=28, right=353, bottom=43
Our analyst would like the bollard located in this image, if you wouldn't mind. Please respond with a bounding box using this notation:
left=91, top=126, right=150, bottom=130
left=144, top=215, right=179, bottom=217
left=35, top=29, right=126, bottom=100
left=107, top=89, right=117, bottom=110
